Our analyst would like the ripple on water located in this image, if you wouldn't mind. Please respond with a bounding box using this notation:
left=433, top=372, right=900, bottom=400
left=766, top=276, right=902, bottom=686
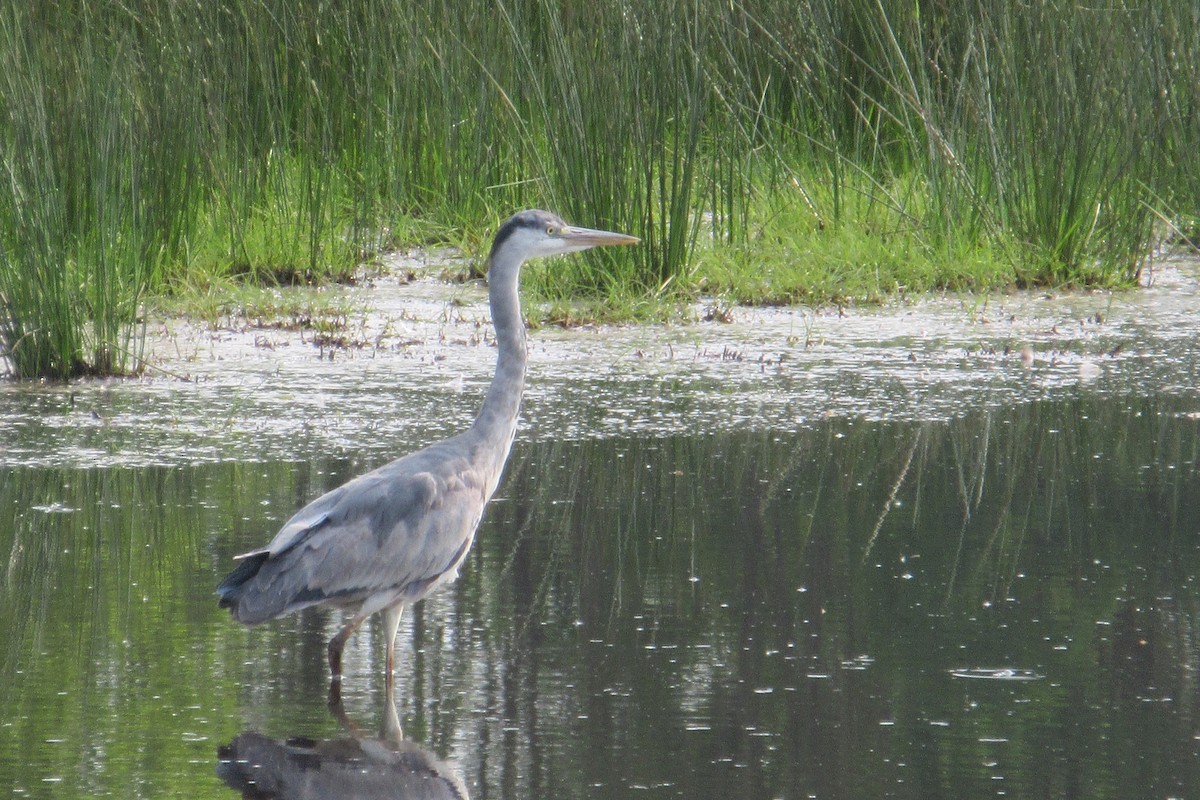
left=950, top=668, right=1046, bottom=681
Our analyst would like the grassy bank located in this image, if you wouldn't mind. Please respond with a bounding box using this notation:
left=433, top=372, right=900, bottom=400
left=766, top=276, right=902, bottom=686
left=1, top=0, right=1197, bottom=379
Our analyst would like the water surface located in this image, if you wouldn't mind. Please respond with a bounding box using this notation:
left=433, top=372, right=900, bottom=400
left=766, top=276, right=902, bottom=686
left=2, top=258, right=1199, bottom=798
left=3, top=396, right=1199, bottom=798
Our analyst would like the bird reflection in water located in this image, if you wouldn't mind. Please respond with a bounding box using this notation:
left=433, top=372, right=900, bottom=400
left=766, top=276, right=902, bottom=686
left=217, top=689, right=468, bottom=800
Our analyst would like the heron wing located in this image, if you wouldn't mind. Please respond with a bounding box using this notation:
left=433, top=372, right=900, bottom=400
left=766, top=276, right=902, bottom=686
left=237, top=449, right=489, bottom=621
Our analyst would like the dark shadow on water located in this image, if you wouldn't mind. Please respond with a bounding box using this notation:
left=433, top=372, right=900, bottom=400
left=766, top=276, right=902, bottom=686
left=217, top=689, right=468, bottom=800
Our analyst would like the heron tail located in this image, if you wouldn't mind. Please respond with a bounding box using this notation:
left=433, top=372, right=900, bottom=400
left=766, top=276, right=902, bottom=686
left=216, top=551, right=270, bottom=613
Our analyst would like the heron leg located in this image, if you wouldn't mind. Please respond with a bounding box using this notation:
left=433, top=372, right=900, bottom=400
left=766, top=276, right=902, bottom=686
left=381, top=680, right=403, bottom=744
left=327, top=612, right=369, bottom=682
left=382, top=603, right=404, bottom=690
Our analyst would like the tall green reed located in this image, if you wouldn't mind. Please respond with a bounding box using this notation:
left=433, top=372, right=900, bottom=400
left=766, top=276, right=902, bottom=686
left=698, top=0, right=1188, bottom=288
left=804, top=0, right=1169, bottom=283
left=2, top=0, right=1196, bottom=379
left=949, top=1, right=1161, bottom=283
left=493, top=0, right=706, bottom=301
left=0, top=2, right=210, bottom=378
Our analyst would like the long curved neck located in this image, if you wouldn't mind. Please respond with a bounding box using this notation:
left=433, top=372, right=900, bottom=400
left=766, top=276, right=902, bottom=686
left=470, top=248, right=527, bottom=469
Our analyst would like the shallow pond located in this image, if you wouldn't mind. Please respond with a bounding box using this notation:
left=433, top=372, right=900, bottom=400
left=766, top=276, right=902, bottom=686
left=2, top=257, right=1199, bottom=798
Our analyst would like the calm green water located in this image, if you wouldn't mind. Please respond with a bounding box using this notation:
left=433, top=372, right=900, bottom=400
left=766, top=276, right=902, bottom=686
left=1, top=394, right=1198, bottom=798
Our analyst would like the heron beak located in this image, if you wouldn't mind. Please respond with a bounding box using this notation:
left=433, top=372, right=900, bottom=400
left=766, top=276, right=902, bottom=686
left=559, top=224, right=640, bottom=249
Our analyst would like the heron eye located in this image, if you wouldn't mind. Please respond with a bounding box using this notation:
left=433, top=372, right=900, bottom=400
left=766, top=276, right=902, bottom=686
left=546, top=225, right=556, bottom=235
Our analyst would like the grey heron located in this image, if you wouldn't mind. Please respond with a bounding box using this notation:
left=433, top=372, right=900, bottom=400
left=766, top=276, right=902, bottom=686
left=217, top=209, right=638, bottom=688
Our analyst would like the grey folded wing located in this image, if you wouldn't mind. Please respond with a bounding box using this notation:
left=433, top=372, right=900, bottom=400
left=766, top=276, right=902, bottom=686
left=233, top=463, right=486, bottom=623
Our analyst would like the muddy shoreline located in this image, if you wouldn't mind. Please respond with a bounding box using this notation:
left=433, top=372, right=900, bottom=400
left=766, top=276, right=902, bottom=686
left=3, top=252, right=1198, bottom=469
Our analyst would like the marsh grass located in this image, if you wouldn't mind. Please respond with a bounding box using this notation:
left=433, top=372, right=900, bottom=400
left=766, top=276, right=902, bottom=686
left=2, top=0, right=1197, bottom=378
left=903, top=1, right=1163, bottom=285
left=0, top=7, right=160, bottom=378
left=695, top=193, right=1011, bottom=305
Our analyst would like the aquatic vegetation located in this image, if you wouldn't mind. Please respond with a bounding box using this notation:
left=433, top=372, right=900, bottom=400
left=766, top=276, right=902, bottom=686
left=1, top=0, right=1196, bottom=378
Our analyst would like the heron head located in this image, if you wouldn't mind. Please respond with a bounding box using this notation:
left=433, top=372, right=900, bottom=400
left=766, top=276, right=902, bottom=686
left=490, top=209, right=639, bottom=262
